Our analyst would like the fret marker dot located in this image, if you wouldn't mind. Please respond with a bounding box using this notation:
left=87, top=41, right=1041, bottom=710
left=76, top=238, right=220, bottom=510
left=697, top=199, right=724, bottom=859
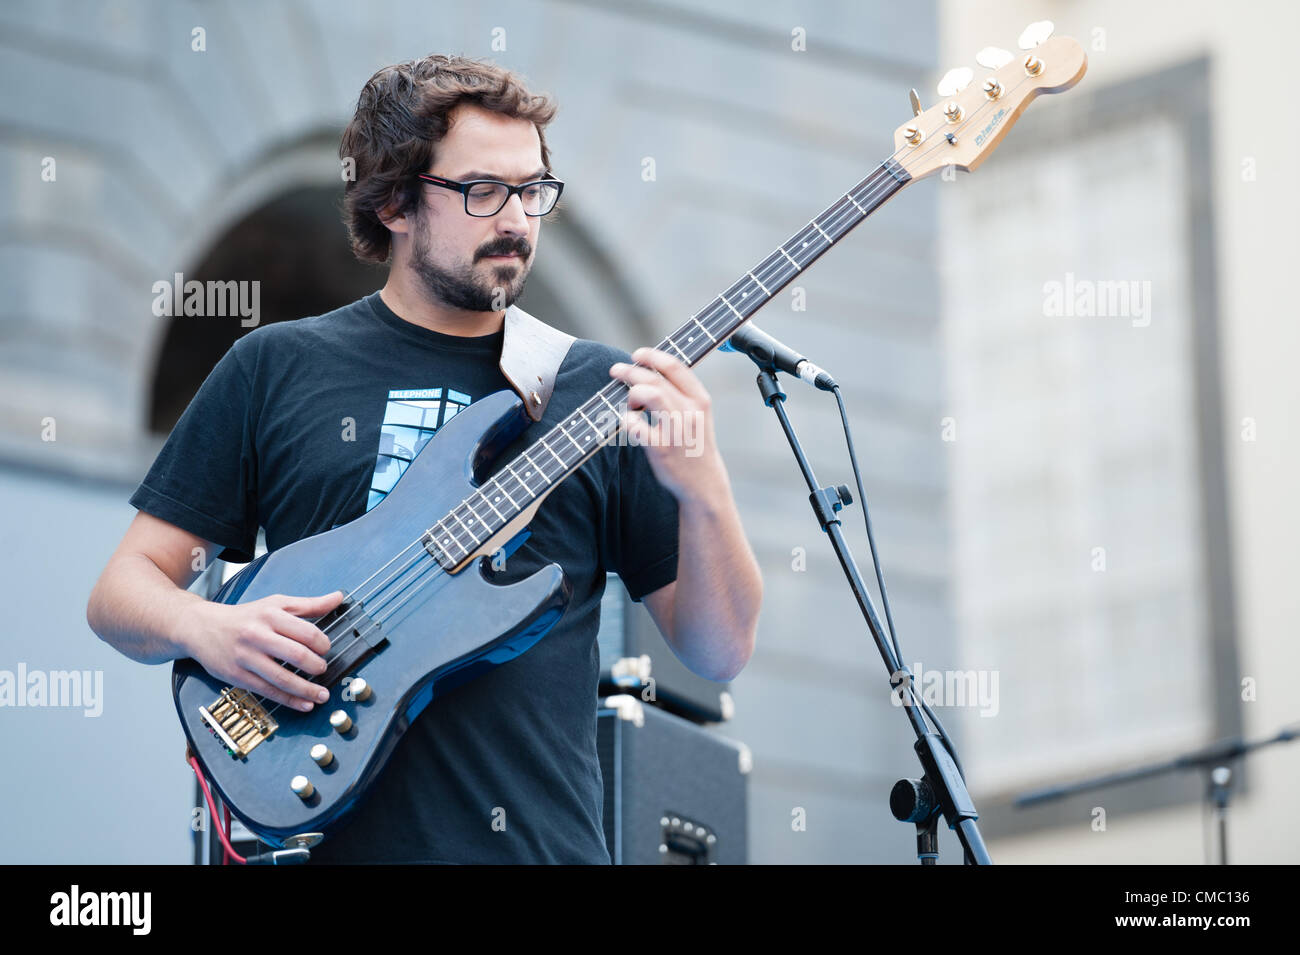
left=494, top=496, right=501, bottom=502
left=802, top=241, right=808, bottom=248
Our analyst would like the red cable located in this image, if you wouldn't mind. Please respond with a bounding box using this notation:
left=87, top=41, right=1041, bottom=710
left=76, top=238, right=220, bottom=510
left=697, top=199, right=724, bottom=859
left=188, top=754, right=247, bottom=865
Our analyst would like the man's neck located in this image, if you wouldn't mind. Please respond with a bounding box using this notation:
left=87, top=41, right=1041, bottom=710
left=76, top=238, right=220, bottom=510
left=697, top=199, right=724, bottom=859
left=379, top=273, right=505, bottom=338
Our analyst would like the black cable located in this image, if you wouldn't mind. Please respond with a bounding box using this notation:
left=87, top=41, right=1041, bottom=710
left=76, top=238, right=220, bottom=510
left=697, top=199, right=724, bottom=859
left=830, top=384, right=966, bottom=783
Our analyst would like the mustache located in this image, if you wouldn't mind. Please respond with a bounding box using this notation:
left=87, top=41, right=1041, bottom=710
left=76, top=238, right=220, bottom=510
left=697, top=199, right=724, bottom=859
left=476, top=239, right=531, bottom=260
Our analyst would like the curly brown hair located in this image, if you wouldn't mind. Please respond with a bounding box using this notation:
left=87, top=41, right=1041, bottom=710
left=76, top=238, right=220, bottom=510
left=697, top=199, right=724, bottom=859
left=339, top=54, right=558, bottom=265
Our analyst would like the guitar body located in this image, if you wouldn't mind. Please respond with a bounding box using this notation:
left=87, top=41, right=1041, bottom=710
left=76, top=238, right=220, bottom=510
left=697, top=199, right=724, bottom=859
left=172, top=389, right=571, bottom=847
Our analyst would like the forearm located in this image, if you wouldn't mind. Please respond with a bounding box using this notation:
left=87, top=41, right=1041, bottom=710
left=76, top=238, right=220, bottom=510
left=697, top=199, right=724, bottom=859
left=87, top=554, right=203, bottom=664
left=668, top=467, right=763, bottom=681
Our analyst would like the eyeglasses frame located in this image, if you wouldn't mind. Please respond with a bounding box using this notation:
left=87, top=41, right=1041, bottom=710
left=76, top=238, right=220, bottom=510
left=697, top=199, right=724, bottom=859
left=416, top=173, right=565, bottom=217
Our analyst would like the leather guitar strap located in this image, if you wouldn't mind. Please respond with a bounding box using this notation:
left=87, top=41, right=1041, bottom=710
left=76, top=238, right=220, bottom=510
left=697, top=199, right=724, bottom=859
left=498, top=303, right=577, bottom=423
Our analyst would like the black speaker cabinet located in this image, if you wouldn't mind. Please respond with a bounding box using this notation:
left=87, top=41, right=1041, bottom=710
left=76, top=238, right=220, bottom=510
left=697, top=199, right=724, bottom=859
left=597, top=694, right=750, bottom=864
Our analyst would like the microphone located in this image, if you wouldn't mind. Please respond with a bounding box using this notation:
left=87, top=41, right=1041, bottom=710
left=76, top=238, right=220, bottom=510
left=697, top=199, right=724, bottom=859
left=720, top=323, right=838, bottom=391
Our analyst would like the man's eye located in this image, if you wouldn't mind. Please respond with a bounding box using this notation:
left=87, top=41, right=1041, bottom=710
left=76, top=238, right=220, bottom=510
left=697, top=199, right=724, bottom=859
left=522, top=185, right=542, bottom=199
left=469, top=186, right=499, bottom=200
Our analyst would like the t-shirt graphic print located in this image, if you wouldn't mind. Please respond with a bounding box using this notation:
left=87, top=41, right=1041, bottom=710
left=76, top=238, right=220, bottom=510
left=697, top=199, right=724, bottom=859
left=368, top=387, right=473, bottom=512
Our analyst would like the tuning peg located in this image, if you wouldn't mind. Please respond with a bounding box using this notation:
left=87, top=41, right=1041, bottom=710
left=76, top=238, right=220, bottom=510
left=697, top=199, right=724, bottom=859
left=908, top=88, right=922, bottom=117
left=976, top=46, right=1013, bottom=69
left=937, top=67, right=973, bottom=97
left=1017, top=20, right=1054, bottom=49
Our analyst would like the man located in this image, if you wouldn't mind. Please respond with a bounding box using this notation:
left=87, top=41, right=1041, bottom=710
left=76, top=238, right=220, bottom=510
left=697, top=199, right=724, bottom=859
left=86, top=54, right=762, bottom=864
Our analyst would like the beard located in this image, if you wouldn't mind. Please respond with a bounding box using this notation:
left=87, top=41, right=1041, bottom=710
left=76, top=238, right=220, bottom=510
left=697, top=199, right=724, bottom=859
left=409, top=209, right=532, bottom=312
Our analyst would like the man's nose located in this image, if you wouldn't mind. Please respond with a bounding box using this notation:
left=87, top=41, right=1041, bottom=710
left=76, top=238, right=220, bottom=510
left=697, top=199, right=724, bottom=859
left=494, top=192, right=530, bottom=234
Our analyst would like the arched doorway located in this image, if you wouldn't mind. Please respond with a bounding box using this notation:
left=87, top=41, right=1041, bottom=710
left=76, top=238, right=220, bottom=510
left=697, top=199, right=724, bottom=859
left=148, top=184, right=378, bottom=433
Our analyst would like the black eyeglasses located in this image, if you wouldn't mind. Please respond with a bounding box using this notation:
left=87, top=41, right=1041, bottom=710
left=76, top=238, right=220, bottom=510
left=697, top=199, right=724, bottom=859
left=417, top=173, right=564, bottom=217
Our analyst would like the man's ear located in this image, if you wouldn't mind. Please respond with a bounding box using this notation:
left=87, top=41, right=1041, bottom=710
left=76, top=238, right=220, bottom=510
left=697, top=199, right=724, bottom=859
left=377, top=198, right=413, bottom=236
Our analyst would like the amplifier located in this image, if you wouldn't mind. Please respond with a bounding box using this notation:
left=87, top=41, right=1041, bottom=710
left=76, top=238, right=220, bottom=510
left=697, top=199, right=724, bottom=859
left=597, top=695, right=750, bottom=864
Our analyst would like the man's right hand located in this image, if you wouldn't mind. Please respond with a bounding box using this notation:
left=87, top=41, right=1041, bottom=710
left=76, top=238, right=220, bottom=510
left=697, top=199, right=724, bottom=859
left=180, top=590, right=346, bottom=712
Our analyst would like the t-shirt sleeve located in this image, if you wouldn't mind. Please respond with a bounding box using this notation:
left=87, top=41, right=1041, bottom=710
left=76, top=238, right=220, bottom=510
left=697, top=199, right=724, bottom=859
left=128, top=340, right=259, bottom=564
left=604, top=437, right=680, bottom=602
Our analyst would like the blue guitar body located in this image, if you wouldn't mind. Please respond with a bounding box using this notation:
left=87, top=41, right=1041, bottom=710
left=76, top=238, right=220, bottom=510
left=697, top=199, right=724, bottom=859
left=171, top=389, right=570, bottom=848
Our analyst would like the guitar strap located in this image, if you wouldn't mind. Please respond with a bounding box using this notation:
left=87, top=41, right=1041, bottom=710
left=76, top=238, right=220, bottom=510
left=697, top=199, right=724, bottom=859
left=498, top=303, right=577, bottom=423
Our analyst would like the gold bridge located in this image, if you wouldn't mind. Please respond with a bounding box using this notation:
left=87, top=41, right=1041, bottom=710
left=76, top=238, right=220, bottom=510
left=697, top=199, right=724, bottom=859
left=199, top=687, right=279, bottom=757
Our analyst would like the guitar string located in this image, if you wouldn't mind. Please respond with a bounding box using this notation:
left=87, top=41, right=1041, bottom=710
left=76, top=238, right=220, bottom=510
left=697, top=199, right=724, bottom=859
left=299, top=155, right=897, bottom=631
left=252, top=79, right=1029, bottom=724
left=242, top=73, right=1033, bottom=722
left=249, top=157, right=901, bottom=721
left=375, top=67, right=1040, bottom=601
left=251, top=81, right=1024, bottom=722
left=259, top=160, right=904, bottom=714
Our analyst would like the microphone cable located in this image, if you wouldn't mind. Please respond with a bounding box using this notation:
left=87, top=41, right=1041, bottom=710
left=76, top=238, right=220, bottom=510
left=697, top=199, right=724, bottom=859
left=829, top=384, right=967, bottom=785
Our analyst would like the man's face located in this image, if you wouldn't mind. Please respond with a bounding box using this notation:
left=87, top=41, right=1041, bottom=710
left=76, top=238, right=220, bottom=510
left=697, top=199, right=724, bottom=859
left=405, top=103, right=546, bottom=313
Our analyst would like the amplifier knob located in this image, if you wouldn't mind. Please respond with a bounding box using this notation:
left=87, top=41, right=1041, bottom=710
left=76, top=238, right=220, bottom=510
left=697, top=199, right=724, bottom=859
left=330, top=710, right=353, bottom=734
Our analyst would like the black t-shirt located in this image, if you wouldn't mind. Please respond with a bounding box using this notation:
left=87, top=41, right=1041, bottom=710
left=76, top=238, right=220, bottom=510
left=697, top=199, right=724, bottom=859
left=131, top=291, right=680, bottom=863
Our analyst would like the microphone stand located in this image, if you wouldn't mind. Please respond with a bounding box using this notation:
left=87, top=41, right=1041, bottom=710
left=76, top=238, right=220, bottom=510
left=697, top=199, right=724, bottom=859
left=1014, top=723, right=1300, bottom=864
left=749, top=366, right=991, bottom=864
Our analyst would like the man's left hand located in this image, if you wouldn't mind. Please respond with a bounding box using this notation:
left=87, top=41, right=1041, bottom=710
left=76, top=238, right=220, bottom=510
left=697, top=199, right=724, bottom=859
left=608, top=347, right=726, bottom=501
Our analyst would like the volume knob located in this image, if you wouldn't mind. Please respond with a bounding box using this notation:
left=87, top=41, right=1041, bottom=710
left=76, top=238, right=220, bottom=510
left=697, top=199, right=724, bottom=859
left=310, top=743, right=334, bottom=767
left=348, top=677, right=372, bottom=702
left=329, top=710, right=353, bottom=734
left=291, top=775, right=314, bottom=799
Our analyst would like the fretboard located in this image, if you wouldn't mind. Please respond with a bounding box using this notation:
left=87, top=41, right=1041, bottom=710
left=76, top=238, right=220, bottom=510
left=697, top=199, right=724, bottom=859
left=425, top=156, right=911, bottom=569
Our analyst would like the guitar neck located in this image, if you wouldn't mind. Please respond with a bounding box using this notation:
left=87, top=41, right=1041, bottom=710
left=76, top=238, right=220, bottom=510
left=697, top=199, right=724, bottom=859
left=648, top=156, right=911, bottom=370
left=427, top=156, right=912, bottom=570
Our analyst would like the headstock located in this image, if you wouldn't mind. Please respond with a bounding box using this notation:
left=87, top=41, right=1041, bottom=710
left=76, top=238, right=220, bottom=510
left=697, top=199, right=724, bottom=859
left=893, top=23, right=1086, bottom=181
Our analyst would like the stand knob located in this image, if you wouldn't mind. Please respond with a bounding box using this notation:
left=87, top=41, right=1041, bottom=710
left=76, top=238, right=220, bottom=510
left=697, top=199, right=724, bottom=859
left=890, top=777, right=936, bottom=823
